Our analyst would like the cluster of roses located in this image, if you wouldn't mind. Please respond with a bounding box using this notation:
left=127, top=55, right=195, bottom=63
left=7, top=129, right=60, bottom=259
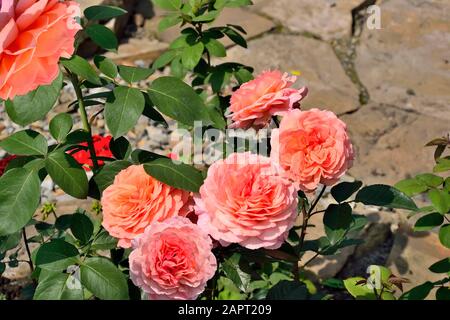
left=0, top=0, right=354, bottom=301
left=100, top=70, right=354, bottom=300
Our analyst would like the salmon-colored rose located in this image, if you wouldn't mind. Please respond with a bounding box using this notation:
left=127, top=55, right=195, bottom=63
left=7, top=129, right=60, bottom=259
left=101, top=165, right=192, bottom=248
left=0, top=0, right=80, bottom=100
left=228, top=70, right=308, bottom=129
left=129, top=216, right=217, bottom=300
left=195, top=152, right=298, bottom=250
left=271, top=108, right=354, bottom=192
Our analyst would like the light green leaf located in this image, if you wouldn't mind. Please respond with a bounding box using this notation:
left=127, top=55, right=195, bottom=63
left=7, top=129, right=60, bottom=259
left=118, top=65, right=153, bottom=83
left=439, top=224, right=450, bottom=249
left=49, top=113, right=73, bottom=142
left=61, top=55, right=101, bottom=85
left=181, top=42, right=205, bottom=70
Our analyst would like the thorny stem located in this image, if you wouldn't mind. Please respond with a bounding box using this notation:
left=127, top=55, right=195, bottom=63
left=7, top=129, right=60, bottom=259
left=67, top=69, right=100, bottom=173
left=22, top=228, right=34, bottom=271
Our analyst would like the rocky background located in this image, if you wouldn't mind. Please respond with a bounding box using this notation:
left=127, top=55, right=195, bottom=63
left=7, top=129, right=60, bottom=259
left=1, top=0, right=449, bottom=299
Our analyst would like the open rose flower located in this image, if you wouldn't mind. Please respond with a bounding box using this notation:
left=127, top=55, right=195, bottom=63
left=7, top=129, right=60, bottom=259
left=129, top=216, right=217, bottom=300
left=228, top=70, right=308, bottom=129
left=101, top=165, right=192, bottom=248
left=271, top=108, right=354, bottom=192
left=0, top=155, right=17, bottom=177
left=71, top=135, right=113, bottom=171
left=0, top=0, right=81, bottom=100
left=195, top=152, right=298, bottom=250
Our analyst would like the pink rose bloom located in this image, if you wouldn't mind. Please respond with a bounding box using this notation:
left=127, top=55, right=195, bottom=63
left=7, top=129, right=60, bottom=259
left=0, top=0, right=81, bottom=100
left=271, top=108, right=354, bottom=192
left=228, top=70, right=308, bottom=129
left=101, top=165, right=192, bottom=248
left=129, top=216, right=217, bottom=300
left=195, top=152, right=298, bottom=250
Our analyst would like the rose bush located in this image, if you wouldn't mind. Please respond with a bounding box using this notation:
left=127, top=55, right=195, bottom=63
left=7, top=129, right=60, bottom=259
left=0, top=0, right=447, bottom=301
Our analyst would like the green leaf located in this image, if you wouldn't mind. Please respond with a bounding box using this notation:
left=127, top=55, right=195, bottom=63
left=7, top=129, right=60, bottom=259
left=343, top=277, right=376, bottom=300
left=416, top=174, right=444, bottom=188
left=148, top=76, right=211, bottom=127
left=436, top=287, right=450, bottom=300
left=143, top=93, right=168, bottom=126
left=152, top=0, right=182, bottom=11
left=94, top=56, right=118, bottom=78
left=86, top=24, right=118, bottom=51
left=70, top=213, right=94, bottom=245
left=55, top=214, right=74, bottom=231
left=331, top=180, right=362, bottom=203
left=192, top=10, right=219, bottom=22
left=45, top=151, right=89, bottom=199
left=204, top=38, right=226, bottom=57
left=323, top=203, right=353, bottom=245
left=94, top=160, right=132, bottom=193
left=118, top=65, right=153, bottom=83
left=110, top=137, right=131, bottom=160
left=429, top=258, right=450, bottom=274
left=322, top=278, right=345, bottom=289
left=222, top=27, right=247, bottom=48
left=400, top=281, right=434, bottom=300
left=181, top=42, right=205, bottom=70
left=428, top=189, right=449, bottom=215
left=434, top=158, right=450, bottom=173
left=80, top=257, right=129, bottom=300
left=34, top=272, right=83, bottom=300
left=234, top=68, right=253, bottom=84
left=266, top=281, right=309, bottom=300
left=0, top=168, right=41, bottom=236
left=84, top=5, right=127, bottom=20
left=222, top=254, right=251, bottom=292
left=152, top=50, right=178, bottom=70
left=144, top=158, right=204, bottom=192
left=35, top=240, right=80, bottom=271
left=105, top=86, right=145, bottom=138
left=439, top=224, right=450, bottom=249
left=61, top=55, right=101, bottom=85
left=5, top=72, right=63, bottom=126
left=414, top=212, right=444, bottom=231
left=91, top=230, right=118, bottom=250
left=131, top=149, right=165, bottom=164
left=49, top=113, right=73, bottom=142
left=355, top=184, right=418, bottom=211
left=395, top=178, right=427, bottom=197
left=0, top=232, right=22, bottom=253
left=0, top=130, right=47, bottom=156
left=158, top=14, right=182, bottom=32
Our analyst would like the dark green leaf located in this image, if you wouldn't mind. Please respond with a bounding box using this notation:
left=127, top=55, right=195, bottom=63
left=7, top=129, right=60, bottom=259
left=266, top=281, right=309, bottom=300
left=323, top=203, right=353, bottom=245
left=94, top=56, right=118, bottom=78
left=414, top=212, right=444, bottom=231
left=34, top=272, right=83, bottom=300
left=86, top=24, right=118, bottom=51
left=80, top=257, right=129, bottom=300
left=331, top=180, right=363, bottom=203
left=61, top=55, right=101, bottom=85
left=35, top=240, right=80, bottom=271
left=5, top=72, right=63, bottom=126
left=222, top=254, right=251, bottom=292
left=144, top=158, right=204, bottom=192
left=55, top=215, right=74, bottom=231
left=105, top=86, right=145, bottom=138
left=84, top=5, right=127, bottom=20
left=70, top=213, right=94, bottom=245
left=148, top=76, right=211, bottom=127
left=110, top=137, right=131, bottom=160
left=91, top=230, right=118, bottom=250
left=0, top=168, right=41, bottom=236
left=0, top=232, right=21, bottom=253
left=0, top=130, right=47, bottom=156
left=118, top=65, right=153, bottom=83
left=436, top=287, right=450, bottom=300
left=45, top=151, right=89, bottom=199
left=49, top=113, right=73, bottom=142
left=400, top=281, right=434, bottom=300
left=222, top=27, right=247, bottom=48
left=355, top=184, right=418, bottom=211
left=429, top=258, right=450, bottom=274
left=131, top=149, right=165, bottom=164
left=94, top=160, right=131, bottom=193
